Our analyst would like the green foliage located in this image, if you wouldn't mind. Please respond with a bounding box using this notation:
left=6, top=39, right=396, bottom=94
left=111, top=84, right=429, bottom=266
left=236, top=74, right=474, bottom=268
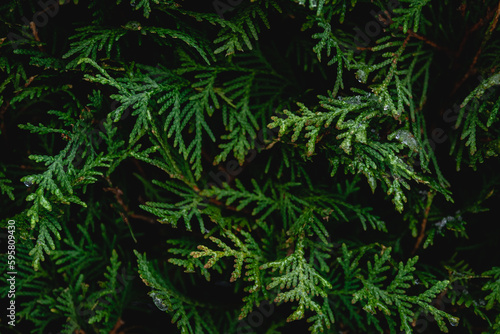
left=261, top=236, right=334, bottom=331
left=135, top=250, right=221, bottom=334
left=0, top=168, right=15, bottom=200
left=0, top=212, right=134, bottom=333
left=452, top=73, right=500, bottom=169
left=349, top=247, right=457, bottom=333
left=1, top=0, right=500, bottom=333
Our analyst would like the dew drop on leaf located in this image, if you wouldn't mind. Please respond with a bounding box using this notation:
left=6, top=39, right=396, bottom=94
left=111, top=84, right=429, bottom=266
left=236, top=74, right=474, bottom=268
left=23, top=177, right=34, bottom=187
left=390, top=129, right=418, bottom=151
left=151, top=292, right=169, bottom=311
left=355, top=69, right=367, bottom=83
left=449, top=317, right=459, bottom=327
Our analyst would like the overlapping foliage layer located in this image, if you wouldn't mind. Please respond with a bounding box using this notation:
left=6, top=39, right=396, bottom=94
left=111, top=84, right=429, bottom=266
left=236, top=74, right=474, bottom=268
left=1, top=0, right=500, bottom=333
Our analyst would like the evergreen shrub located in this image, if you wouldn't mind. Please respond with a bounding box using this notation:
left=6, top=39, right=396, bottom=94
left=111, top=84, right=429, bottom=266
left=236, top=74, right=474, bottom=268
left=1, top=0, right=500, bottom=333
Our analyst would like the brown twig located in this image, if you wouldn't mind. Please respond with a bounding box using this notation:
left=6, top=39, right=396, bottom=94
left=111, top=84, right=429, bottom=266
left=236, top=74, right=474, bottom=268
left=131, top=158, right=146, bottom=178
left=375, top=10, right=451, bottom=54
left=451, top=0, right=500, bottom=95
left=404, top=28, right=453, bottom=55
left=455, top=9, right=495, bottom=63
left=104, top=186, right=130, bottom=224
left=129, top=213, right=157, bottom=224
left=29, top=21, right=44, bottom=52
left=201, top=148, right=213, bottom=164
left=24, top=75, right=37, bottom=88
left=103, top=181, right=157, bottom=225
left=110, top=317, right=126, bottom=334
left=412, top=191, right=436, bottom=255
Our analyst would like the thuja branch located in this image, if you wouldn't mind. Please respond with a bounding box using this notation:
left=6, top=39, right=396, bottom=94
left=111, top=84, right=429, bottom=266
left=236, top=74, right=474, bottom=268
left=412, top=190, right=436, bottom=255
left=375, top=8, right=451, bottom=54
left=452, top=0, right=500, bottom=95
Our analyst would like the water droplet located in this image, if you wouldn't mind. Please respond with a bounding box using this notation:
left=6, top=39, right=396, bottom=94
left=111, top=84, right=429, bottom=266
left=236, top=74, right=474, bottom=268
left=310, top=0, right=317, bottom=8
left=355, top=69, right=367, bottom=83
left=383, top=105, right=389, bottom=111
left=354, top=121, right=365, bottom=129
left=23, top=177, right=34, bottom=187
left=449, top=317, right=459, bottom=327
left=414, top=279, right=420, bottom=285
left=435, top=215, right=455, bottom=231
left=151, top=292, right=170, bottom=311
left=344, top=96, right=362, bottom=105
left=391, top=129, right=418, bottom=151
left=131, top=0, right=136, bottom=6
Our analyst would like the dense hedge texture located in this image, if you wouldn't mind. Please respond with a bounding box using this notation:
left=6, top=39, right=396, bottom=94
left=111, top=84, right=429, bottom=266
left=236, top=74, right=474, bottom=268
left=1, top=0, right=500, bottom=333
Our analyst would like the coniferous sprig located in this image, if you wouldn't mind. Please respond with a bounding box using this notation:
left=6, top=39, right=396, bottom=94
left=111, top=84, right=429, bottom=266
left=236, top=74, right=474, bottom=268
left=452, top=73, right=500, bottom=169
left=0, top=243, right=60, bottom=333
left=260, top=236, right=334, bottom=332
left=87, top=250, right=130, bottom=328
left=50, top=249, right=132, bottom=334
left=28, top=209, right=62, bottom=270
left=16, top=90, right=128, bottom=270
left=140, top=179, right=207, bottom=232
left=213, top=0, right=280, bottom=56
left=13, top=48, right=66, bottom=69
left=171, top=48, right=285, bottom=166
left=2, top=0, right=500, bottom=332
left=62, top=26, right=128, bottom=68
left=135, top=250, right=221, bottom=334
left=345, top=245, right=459, bottom=333
left=51, top=222, right=107, bottom=276
left=200, top=178, right=279, bottom=223
left=9, top=83, right=74, bottom=107
left=80, top=57, right=218, bottom=178
left=314, top=22, right=347, bottom=95
left=0, top=169, right=15, bottom=200
left=121, top=0, right=160, bottom=19
left=166, top=238, right=222, bottom=281
left=79, top=45, right=285, bottom=178
left=189, top=229, right=272, bottom=323
left=0, top=225, right=132, bottom=334
left=391, top=0, right=432, bottom=33
left=167, top=227, right=270, bottom=320
left=268, top=95, right=447, bottom=212
left=482, top=267, right=500, bottom=332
